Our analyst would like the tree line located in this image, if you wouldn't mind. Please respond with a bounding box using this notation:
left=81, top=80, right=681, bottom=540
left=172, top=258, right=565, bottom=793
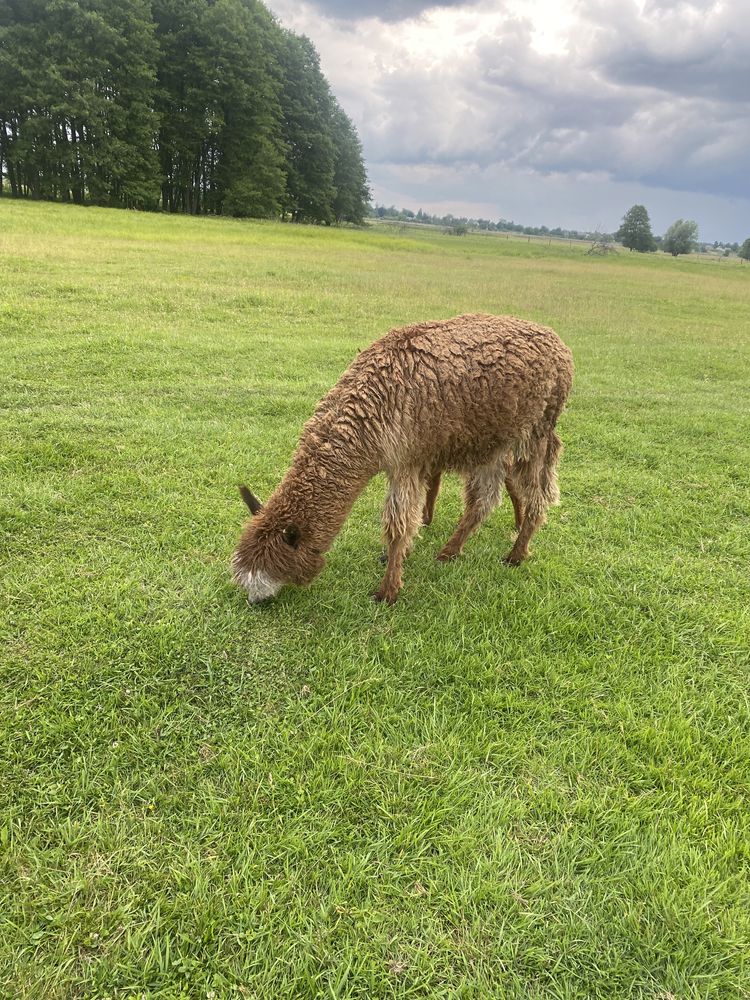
left=0, top=0, right=370, bottom=224
left=371, top=204, right=602, bottom=242
left=374, top=203, right=747, bottom=259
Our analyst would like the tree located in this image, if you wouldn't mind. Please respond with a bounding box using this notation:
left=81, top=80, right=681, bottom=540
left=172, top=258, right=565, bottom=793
left=587, top=233, right=617, bottom=255
left=739, top=238, right=750, bottom=262
left=278, top=32, right=337, bottom=224
left=616, top=204, right=656, bottom=252
left=152, top=0, right=217, bottom=214
left=0, top=0, right=160, bottom=208
left=330, top=101, right=369, bottom=224
left=662, top=219, right=699, bottom=257
left=206, top=0, right=287, bottom=218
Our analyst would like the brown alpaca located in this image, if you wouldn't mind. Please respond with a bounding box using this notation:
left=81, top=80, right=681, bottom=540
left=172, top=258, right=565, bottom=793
left=232, top=313, right=573, bottom=604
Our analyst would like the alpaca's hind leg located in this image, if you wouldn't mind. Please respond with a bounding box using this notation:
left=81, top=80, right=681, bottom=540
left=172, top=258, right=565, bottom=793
left=374, top=472, right=424, bottom=604
left=505, top=474, right=524, bottom=532
left=437, top=456, right=505, bottom=562
left=422, top=470, right=442, bottom=525
left=503, top=504, right=541, bottom=565
left=504, top=431, right=562, bottom=565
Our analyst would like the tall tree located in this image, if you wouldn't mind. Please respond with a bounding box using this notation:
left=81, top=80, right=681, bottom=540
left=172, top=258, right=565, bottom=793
left=0, top=0, right=33, bottom=198
left=737, top=238, right=750, bottom=262
left=331, top=101, right=370, bottom=224
left=0, top=0, right=159, bottom=207
left=616, top=204, right=656, bottom=252
left=79, top=0, right=161, bottom=208
left=278, top=32, right=336, bottom=224
left=207, top=0, right=287, bottom=218
left=152, top=0, right=288, bottom=216
left=151, top=0, right=217, bottom=214
left=662, top=219, right=699, bottom=257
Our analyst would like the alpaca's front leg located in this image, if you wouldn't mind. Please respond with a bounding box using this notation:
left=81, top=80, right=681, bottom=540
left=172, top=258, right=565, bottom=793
left=372, top=538, right=410, bottom=604
left=373, top=473, right=424, bottom=604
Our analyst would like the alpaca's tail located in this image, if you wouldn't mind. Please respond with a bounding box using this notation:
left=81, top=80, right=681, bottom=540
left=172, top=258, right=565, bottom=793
left=541, top=429, right=563, bottom=507
left=511, top=404, right=565, bottom=521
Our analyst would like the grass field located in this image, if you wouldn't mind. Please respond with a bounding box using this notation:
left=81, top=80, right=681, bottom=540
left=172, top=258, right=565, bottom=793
left=1, top=199, right=749, bottom=999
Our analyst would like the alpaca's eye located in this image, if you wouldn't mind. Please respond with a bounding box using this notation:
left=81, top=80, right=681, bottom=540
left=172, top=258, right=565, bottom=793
left=282, top=526, right=300, bottom=548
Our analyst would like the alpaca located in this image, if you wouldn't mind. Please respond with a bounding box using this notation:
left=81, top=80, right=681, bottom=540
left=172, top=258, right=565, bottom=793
left=232, top=313, right=573, bottom=604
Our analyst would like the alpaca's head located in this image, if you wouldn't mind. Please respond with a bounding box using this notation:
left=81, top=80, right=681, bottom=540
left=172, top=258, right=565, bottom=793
left=231, top=486, right=325, bottom=603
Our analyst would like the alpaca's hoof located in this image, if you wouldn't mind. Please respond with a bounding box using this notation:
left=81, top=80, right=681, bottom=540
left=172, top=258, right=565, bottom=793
left=502, top=552, right=524, bottom=566
left=372, top=589, right=398, bottom=605
left=378, top=548, right=388, bottom=565
left=437, top=548, right=459, bottom=562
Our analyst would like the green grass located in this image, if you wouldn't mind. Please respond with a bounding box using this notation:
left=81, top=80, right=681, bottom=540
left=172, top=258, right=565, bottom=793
left=1, top=199, right=749, bottom=999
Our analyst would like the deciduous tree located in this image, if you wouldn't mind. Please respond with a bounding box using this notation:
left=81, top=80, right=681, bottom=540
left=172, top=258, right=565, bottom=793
left=0, top=0, right=159, bottom=207
left=662, top=219, right=699, bottom=257
left=331, top=101, right=370, bottom=224
left=278, top=32, right=336, bottom=224
left=616, top=204, right=656, bottom=252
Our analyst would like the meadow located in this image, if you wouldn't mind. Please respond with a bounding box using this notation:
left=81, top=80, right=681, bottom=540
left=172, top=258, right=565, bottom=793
left=1, top=199, right=749, bottom=999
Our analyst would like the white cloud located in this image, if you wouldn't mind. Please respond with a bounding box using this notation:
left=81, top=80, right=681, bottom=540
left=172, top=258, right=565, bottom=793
left=268, top=0, right=750, bottom=241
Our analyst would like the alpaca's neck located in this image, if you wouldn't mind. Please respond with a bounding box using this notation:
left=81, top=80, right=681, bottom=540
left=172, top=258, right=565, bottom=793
left=272, top=426, right=379, bottom=552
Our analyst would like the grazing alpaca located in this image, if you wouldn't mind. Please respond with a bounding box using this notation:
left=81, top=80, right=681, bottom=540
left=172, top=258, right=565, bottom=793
left=232, top=313, right=573, bottom=604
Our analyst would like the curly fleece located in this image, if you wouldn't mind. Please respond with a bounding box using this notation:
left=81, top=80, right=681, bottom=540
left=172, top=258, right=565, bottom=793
left=233, top=313, right=573, bottom=603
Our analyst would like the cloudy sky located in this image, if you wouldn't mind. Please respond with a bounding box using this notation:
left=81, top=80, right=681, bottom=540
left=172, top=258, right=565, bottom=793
left=268, top=0, right=750, bottom=243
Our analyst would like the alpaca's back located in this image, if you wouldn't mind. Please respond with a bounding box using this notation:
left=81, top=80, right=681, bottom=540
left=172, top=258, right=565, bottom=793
left=331, top=314, right=573, bottom=473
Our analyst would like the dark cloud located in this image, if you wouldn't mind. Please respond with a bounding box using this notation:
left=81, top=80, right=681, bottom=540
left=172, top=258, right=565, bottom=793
left=267, top=0, right=750, bottom=239
left=589, top=0, right=750, bottom=104
left=360, top=1, right=750, bottom=201
left=308, top=0, right=467, bottom=22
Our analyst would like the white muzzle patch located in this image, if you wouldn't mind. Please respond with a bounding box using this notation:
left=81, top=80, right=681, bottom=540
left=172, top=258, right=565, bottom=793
left=232, top=558, right=283, bottom=604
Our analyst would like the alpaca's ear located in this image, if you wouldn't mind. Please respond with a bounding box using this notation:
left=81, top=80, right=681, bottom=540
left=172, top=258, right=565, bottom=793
left=239, top=485, right=263, bottom=515
left=282, top=525, right=300, bottom=548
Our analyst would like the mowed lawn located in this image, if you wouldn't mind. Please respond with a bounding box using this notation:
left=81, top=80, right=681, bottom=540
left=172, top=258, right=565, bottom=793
left=1, top=200, right=749, bottom=999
